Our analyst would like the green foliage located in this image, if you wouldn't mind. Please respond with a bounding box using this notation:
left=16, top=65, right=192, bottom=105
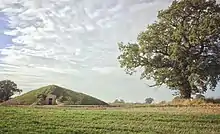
left=1, top=106, right=220, bottom=133
left=4, top=85, right=108, bottom=105
left=145, top=98, right=154, bottom=104
left=118, top=0, right=220, bottom=98
left=0, top=80, right=22, bottom=102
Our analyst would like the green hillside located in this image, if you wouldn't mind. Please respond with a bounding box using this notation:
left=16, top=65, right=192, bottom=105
left=4, top=85, right=108, bottom=105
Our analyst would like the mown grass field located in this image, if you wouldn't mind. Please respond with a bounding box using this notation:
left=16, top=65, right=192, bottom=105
left=1, top=106, right=220, bottom=134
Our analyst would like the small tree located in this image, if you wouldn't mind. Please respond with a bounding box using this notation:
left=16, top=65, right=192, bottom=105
left=0, top=80, right=22, bottom=102
left=145, top=98, right=154, bottom=104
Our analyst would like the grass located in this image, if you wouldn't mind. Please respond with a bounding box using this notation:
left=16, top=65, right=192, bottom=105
left=3, top=85, right=107, bottom=105
left=1, top=106, right=220, bottom=134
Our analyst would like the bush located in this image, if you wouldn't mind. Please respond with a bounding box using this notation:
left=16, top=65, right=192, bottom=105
left=205, top=98, right=220, bottom=104
left=145, top=98, right=154, bottom=104
left=171, top=97, right=206, bottom=106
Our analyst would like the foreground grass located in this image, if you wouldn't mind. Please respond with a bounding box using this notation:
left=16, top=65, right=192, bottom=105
left=0, top=106, right=220, bottom=134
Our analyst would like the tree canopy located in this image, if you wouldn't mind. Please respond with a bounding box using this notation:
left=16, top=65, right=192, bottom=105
left=0, top=80, right=22, bottom=102
left=118, top=0, right=220, bottom=99
left=145, top=98, right=154, bottom=104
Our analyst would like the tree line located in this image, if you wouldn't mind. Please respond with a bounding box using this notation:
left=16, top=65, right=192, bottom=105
left=113, top=98, right=154, bottom=104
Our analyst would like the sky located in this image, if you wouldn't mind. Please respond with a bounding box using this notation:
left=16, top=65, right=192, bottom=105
left=0, top=0, right=219, bottom=103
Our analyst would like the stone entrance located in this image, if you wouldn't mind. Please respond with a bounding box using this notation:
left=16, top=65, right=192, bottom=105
left=45, top=94, right=56, bottom=105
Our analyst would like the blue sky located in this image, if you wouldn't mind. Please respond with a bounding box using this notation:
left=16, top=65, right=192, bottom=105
left=0, top=0, right=219, bottom=103
left=0, top=13, right=12, bottom=49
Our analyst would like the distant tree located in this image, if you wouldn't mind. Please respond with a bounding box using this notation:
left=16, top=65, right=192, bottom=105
left=0, top=80, right=22, bottom=102
left=145, top=98, right=154, bottom=104
left=114, top=99, right=125, bottom=103
left=118, top=0, right=220, bottom=99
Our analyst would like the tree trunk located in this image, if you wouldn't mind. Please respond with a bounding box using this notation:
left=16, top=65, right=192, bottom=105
left=180, top=89, right=191, bottom=99
left=179, top=82, right=192, bottom=99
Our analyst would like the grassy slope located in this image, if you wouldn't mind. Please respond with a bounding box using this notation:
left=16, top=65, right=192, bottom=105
left=6, top=85, right=107, bottom=105
left=0, top=106, right=220, bottom=134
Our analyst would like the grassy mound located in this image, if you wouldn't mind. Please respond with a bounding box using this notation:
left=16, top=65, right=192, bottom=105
left=3, top=85, right=108, bottom=105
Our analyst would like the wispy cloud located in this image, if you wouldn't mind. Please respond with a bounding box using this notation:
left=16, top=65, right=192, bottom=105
left=0, top=0, right=176, bottom=102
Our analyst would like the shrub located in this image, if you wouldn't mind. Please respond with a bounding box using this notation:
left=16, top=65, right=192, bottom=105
left=171, top=97, right=206, bottom=106
left=205, top=98, right=220, bottom=104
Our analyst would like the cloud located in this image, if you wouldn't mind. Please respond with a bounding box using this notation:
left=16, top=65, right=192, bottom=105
left=0, top=0, right=174, bottom=102
left=91, top=67, right=117, bottom=74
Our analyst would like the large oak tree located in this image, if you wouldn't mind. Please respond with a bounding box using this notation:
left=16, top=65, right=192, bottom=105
left=118, top=0, right=220, bottom=99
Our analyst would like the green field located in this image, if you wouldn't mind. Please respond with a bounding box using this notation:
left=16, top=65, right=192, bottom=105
left=1, top=106, right=220, bottom=134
